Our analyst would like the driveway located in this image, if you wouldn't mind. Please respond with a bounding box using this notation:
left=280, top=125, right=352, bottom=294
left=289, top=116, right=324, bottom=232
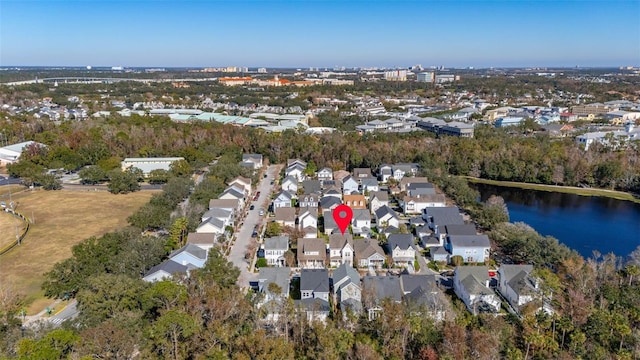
left=228, top=164, right=280, bottom=289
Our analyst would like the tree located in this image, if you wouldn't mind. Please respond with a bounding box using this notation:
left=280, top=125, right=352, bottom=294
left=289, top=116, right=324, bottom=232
left=166, top=217, right=189, bottom=250
left=194, top=247, right=240, bottom=289
left=79, top=165, right=106, bottom=185
left=107, top=169, right=140, bottom=194
left=149, top=310, right=199, bottom=360
left=264, top=222, right=282, bottom=237
left=169, top=159, right=192, bottom=178
left=148, top=169, right=170, bottom=184
left=17, top=329, right=79, bottom=360
left=39, top=173, right=62, bottom=190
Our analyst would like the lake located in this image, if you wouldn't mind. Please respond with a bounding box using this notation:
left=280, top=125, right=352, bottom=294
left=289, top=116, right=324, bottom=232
left=470, top=183, right=640, bottom=259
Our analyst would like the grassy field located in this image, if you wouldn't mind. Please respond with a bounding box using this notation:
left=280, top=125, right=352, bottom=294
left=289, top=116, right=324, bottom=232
left=464, top=177, right=640, bottom=204
left=0, top=211, right=27, bottom=251
left=0, top=188, right=157, bottom=313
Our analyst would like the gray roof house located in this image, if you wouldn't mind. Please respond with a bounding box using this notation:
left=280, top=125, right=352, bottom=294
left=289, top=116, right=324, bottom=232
left=300, top=268, right=330, bottom=301
left=299, top=192, right=320, bottom=208
left=322, top=209, right=339, bottom=235
left=447, top=234, right=491, bottom=264
left=423, top=206, right=464, bottom=243
left=333, top=263, right=362, bottom=318
left=362, top=276, right=402, bottom=320
left=498, top=265, right=549, bottom=314
left=353, top=239, right=386, bottom=270
left=453, top=266, right=500, bottom=314
left=258, top=267, right=291, bottom=319
left=274, top=207, right=297, bottom=227
left=273, top=190, right=294, bottom=209
left=361, top=178, right=379, bottom=193
left=302, top=180, right=322, bottom=194
left=143, top=260, right=190, bottom=282
left=320, top=196, right=342, bottom=214
left=281, top=175, right=299, bottom=193
left=263, top=236, right=289, bottom=266
left=297, top=238, right=326, bottom=268
left=317, top=167, right=333, bottom=181
left=375, top=205, right=400, bottom=229
left=387, top=234, right=416, bottom=268
left=241, top=154, right=263, bottom=169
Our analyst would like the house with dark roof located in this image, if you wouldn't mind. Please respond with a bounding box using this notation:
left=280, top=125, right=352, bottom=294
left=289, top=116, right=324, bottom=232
left=299, top=192, right=320, bottom=208
left=453, top=266, right=500, bottom=314
left=257, top=267, right=290, bottom=321
left=375, top=205, right=400, bottom=229
left=143, top=260, right=190, bottom=282
left=301, top=268, right=329, bottom=300
left=361, top=178, right=379, bottom=193
left=446, top=234, right=491, bottom=263
left=322, top=209, right=338, bottom=235
left=143, top=244, right=208, bottom=282
left=353, top=168, right=373, bottom=179
left=320, top=196, right=342, bottom=214
left=402, top=194, right=446, bottom=215
left=362, top=276, right=402, bottom=320
left=387, top=234, right=416, bottom=268
left=400, top=274, right=449, bottom=321
left=302, top=180, right=322, bottom=195
left=400, top=177, right=431, bottom=192
left=196, top=216, right=226, bottom=236
left=423, top=206, right=464, bottom=244
left=333, top=264, right=362, bottom=319
left=497, top=265, right=549, bottom=314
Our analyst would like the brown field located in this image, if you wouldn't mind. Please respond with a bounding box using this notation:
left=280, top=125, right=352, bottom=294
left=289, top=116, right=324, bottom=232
left=0, top=188, right=157, bottom=312
left=0, top=211, right=28, bottom=251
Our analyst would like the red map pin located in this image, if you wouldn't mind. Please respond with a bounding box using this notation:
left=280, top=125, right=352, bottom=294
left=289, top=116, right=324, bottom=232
left=332, top=204, right=353, bottom=235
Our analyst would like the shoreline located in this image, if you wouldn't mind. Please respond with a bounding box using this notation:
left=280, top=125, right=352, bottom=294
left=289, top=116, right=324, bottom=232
left=462, top=176, right=640, bottom=205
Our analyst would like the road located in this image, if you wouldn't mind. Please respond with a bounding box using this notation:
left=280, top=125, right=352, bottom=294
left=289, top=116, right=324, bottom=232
left=0, top=176, right=22, bottom=186
left=228, top=165, right=279, bottom=289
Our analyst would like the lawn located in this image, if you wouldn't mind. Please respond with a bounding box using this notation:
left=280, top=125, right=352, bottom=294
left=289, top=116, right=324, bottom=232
left=0, top=188, right=157, bottom=312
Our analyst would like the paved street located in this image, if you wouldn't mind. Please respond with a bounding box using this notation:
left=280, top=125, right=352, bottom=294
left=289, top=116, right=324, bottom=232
left=228, top=164, right=280, bottom=289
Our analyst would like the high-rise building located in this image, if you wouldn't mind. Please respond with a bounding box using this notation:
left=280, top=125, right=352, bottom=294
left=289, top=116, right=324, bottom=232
left=384, top=70, right=408, bottom=81
left=417, top=72, right=434, bottom=83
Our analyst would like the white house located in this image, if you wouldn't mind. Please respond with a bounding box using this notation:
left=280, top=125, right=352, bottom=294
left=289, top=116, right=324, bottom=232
left=273, top=190, right=294, bottom=209
left=498, top=265, right=549, bottom=314
left=342, top=176, right=359, bottom=195
left=298, top=192, right=320, bottom=208
left=369, top=191, right=389, bottom=214
left=329, top=233, right=354, bottom=267
left=263, top=236, right=289, bottom=266
left=298, top=207, right=318, bottom=230
left=281, top=175, right=299, bottom=193
left=228, top=176, right=252, bottom=196
left=196, top=217, right=226, bottom=236
left=317, top=167, right=333, bottom=181
left=387, top=234, right=416, bottom=268
left=351, top=209, right=372, bottom=236
left=241, top=154, right=263, bottom=169
left=274, top=207, right=296, bottom=228
left=374, top=205, right=400, bottom=229
left=402, top=194, right=446, bottom=214
left=453, top=266, right=500, bottom=314
left=285, top=163, right=306, bottom=182
left=333, top=264, right=362, bottom=318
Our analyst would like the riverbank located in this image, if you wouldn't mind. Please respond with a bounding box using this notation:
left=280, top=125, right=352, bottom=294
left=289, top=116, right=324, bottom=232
left=463, top=177, right=640, bottom=205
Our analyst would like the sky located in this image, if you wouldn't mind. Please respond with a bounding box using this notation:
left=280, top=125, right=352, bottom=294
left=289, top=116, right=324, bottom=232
left=1, top=0, right=639, bottom=68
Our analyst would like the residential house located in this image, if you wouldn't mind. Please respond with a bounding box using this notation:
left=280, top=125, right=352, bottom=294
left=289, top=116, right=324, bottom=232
left=186, top=232, right=216, bottom=251
left=351, top=209, right=372, bottom=237
left=219, top=186, right=245, bottom=207
left=285, top=163, right=306, bottom=182
left=498, top=265, right=548, bottom=314
left=228, top=176, right=252, bottom=196
left=257, top=267, right=290, bottom=321
left=298, top=207, right=318, bottom=230
left=362, top=276, right=402, bottom=320
left=392, top=163, right=419, bottom=181
left=369, top=191, right=389, bottom=214
left=401, top=274, right=449, bottom=321
left=409, top=216, right=426, bottom=227
left=320, top=196, right=342, bottom=214
left=342, top=176, right=359, bottom=195
left=208, top=199, right=240, bottom=213
left=317, top=167, right=333, bottom=181
left=273, top=190, right=294, bottom=209
left=298, top=268, right=330, bottom=323
left=321, top=180, right=340, bottom=190
left=400, top=176, right=431, bottom=192
left=329, top=233, right=354, bottom=267
left=361, top=178, right=379, bottom=193
left=297, top=238, right=326, bottom=268
left=375, top=205, right=400, bottom=229
left=378, top=164, right=393, bottom=182
left=169, top=244, right=208, bottom=268
left=274, top=207, right=296, bottom=228
left=281, top=175, right=299, bottom=193
left=287, top=158, right=307, bottom=168
left=241, top=154, right=263, bottom=169
left=196, top=217, right=226, bottom=236
left=430, top=246, right=450, bottom=262
left=143, top=260, right=190, bottom=282
left=323, top=188, right=342, bottom=199
left=447, top=234, right=491, bottom=263
left=263, top=236, right=289, bottom=266
left=333, top=263, right=362, bottom=318
left=454, top=266, right=500, bottom=314
left=344, top=194, right=367, bottom=209
left=322, top=210, right=339, bottom=235
left=423, top=207, right=464, bottom=245
left=298, top=192, right=320, bottom=208
left=353, top=239, right=386, bottom=270
left=332, top=170, right=350, bottom=182
left=406, top=183, right=436, bottom=197
left=201, top=208, right=233, bottom=229
left=402, top=194, right=446, bottom=215
left=387, top=234, right=417, bottom=269
left=353, top=168, right=373, bottom=179
left=302, top=180, right=322, bottom=194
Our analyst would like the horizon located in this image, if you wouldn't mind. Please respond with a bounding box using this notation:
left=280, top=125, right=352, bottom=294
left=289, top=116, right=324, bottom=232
left=1, top=0, right=639, bottom=68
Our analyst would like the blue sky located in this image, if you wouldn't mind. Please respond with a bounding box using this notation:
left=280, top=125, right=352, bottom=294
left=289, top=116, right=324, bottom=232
left=1, top=0, right=638, bottom=68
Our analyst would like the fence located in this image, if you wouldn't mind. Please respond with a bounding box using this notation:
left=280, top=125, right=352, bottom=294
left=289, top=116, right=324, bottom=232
left=0, top=209, right=30, bottom=256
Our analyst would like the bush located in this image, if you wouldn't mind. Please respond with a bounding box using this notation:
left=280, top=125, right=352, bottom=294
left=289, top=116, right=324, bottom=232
left=256, top=258, right=268, bottom=268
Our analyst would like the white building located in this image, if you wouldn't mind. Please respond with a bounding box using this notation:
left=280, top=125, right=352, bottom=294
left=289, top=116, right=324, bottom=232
left=121, top=157, right=185, bottom=177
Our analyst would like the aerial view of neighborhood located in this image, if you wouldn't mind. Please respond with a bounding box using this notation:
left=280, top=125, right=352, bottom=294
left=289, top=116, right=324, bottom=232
left=0, top=1, right=639, bottom=359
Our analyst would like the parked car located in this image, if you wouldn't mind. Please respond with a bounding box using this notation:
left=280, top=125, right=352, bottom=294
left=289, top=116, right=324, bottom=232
left=259, top=208, right=265, bottom=216
left=249, top=205, right=255, bottom=210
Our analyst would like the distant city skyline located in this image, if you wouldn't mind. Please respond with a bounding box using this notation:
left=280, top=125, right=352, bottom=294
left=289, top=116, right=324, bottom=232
left=1, top=0, right=638, bottom=68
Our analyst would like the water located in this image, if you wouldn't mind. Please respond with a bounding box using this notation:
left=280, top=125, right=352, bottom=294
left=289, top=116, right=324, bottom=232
left=471, top=183, right=640, bottom=259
